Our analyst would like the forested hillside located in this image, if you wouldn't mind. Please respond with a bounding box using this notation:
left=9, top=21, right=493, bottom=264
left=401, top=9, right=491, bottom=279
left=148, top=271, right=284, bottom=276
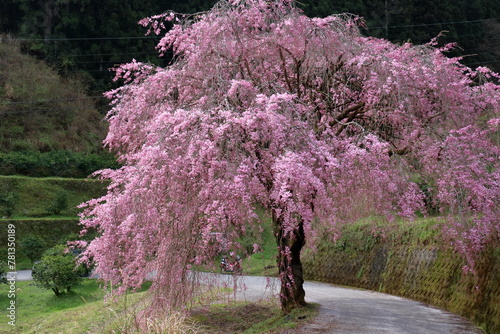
left=301, top=0, right=500, bottom=71
left=0, top=0, right=498, bottom=177
left=0, top=41, right=118, bottom=177
left=1, top=0, right=498, bottom=97
left=0, top=41, right=105, bottom=153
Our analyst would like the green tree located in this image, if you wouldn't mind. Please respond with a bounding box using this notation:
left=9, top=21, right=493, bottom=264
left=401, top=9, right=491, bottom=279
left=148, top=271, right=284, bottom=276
left=46, top=190, right=68, bottom=215
left=20, top=235, right=47, bottom=263
left=32, top=245, right=85, bottom=296
left=0, top=191, right=17, bottom=218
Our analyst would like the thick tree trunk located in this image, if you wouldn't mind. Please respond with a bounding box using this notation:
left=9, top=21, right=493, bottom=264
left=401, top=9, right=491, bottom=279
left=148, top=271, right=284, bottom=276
left=274, top=215, right=307, bottom=313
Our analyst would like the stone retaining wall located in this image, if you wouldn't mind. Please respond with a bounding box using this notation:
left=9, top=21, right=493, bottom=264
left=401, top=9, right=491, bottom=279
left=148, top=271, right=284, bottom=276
left=303, top=239, right=500, bottom=333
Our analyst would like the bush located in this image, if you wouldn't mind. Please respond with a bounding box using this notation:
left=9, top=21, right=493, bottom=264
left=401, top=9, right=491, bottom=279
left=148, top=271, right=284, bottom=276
left=20, top=235, right=47, bottom=263
left=0, top=191, right=17, bottom=217
left=0, top=150, right=120, bottom=178
left=32, top=245, right=86, bottom=296
left=46, top=190, right=68, bottom=215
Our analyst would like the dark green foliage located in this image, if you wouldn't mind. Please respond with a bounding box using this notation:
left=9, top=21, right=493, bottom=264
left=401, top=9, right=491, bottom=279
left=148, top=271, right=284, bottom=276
left=0, top=150, right=119, bottom=178
left=46, top=190, right=69, bottom=215
left=32, top=245, right=86, bottom=296
left=0, top=261, right=6, bottom=284
left=20, top=235, right=47, bottom=263
left=0, top=191, right=17, bottom=218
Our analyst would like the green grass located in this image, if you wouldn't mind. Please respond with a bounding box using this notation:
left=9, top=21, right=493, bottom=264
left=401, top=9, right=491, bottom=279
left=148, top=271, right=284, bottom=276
left=0, top=175, right=107, bottom=218
left=13, top=257, right=32, bottom=271
left=239, top=209, right=278, bottom=277
left=326, top=215, right=445, bottom=255
left=0, top=219, right=86, bottom=270
left=0, top=279, right=317, bottom=334
left=241, top=228, right=278, bottom=277
left=0, top=280, right=107, bottom=333
left=0, top=280, right=154, bottom=334
left=0, top=175, right=106, bottom=271
left=244, top=302, right=318, bottom=333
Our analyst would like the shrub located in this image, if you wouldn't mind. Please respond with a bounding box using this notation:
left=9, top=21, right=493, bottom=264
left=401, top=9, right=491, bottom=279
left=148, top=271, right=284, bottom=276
left=0, top=150, right=120, bottom=178
left=20, top=235, right=47, bottom=263
left=46, top=190, right=68, bottom=215
left=32, top=245, right=85, bottom=296
left=0, top=191, right=17, bottom=217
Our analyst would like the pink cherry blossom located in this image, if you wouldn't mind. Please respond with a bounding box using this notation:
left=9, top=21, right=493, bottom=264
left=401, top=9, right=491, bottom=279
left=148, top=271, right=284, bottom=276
left=80, top=0, right=500, bottom=314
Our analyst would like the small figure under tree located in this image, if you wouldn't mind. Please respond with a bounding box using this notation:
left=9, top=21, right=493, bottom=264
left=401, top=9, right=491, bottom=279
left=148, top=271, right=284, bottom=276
left=79, top=0, right=500, bottom=314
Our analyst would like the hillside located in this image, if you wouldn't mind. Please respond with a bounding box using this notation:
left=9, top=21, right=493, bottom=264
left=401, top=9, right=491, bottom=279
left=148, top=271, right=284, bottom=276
left=0, top=40, right=107, bottom=154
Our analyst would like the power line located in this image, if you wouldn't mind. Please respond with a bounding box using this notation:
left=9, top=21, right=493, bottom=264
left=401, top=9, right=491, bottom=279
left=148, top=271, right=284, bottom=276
left=5, top=35, right=161, bottom=42
left=2, top=17, right=498, bottom=42
left=0, top=96, right=105, bottom=106
left=368, top=17, right=500, bottom=29
left=463, top=59, right=500, bottom=66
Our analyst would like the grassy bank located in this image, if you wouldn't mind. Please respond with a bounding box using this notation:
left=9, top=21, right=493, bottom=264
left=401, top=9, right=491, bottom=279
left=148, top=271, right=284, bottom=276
left=0, top=280, right=316, bottom=333
left=0, top=175, right=107, bottom=219
left=0, top=280, right=110, bottom=333
left=0, top=175, right=105, bottom=270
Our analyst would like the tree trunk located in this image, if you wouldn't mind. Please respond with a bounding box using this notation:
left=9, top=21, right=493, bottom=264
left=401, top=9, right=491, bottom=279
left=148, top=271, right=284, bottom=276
left=274, top=215, right=307, bottom=313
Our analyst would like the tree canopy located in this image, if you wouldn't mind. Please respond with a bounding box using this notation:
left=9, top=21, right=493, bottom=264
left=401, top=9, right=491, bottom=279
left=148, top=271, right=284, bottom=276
left=79, top=0, right=500, bottom=314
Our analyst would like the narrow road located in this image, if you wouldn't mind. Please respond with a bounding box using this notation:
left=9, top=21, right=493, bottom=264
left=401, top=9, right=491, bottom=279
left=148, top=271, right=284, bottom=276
left=6, top=270, right=32, bottom=281
left=13, top=270, right=484, bottom=333
left=211, top=274, right=484, bottom=334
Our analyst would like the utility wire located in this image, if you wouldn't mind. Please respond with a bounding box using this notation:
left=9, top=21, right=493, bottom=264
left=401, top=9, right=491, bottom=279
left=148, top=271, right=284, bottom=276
left=368, top=17, right=500, bottom=29
left=0, top=96, right=105, bottom=106
left=1, top=17, right=498, bottom=42
left=8, top=36, right=161, bottom=42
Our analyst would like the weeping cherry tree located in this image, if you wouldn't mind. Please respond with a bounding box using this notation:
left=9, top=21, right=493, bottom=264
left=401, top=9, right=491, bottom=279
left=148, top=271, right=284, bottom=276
left=78, top=0, right=500, bottom=314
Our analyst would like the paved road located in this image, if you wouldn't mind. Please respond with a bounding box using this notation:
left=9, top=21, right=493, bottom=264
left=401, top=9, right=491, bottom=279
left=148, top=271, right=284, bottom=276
left=6, top=270, right=32, bottom=281
left=11, top=270, right=484, bottom=333
left=210, top=274, right=484, bottom=334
